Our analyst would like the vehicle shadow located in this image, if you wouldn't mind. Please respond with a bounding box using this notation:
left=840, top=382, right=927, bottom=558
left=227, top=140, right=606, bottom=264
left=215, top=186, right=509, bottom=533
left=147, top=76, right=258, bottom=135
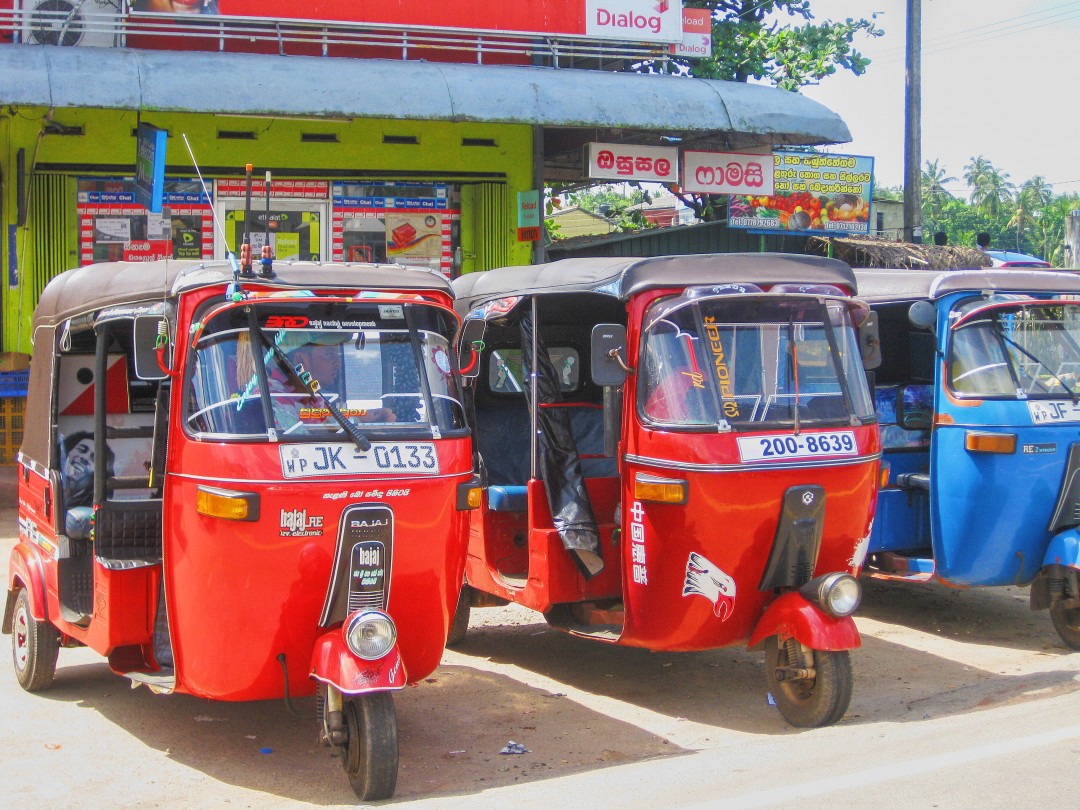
left=857, top=576, right=1072, bottom=653
left=27, top=655, right=686, bottom=805
left=450, top=604, right=1080, bottom=737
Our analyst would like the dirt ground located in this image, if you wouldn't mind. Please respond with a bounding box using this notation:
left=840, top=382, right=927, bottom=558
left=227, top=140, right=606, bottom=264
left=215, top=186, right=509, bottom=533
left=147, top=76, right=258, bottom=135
left=2, top=503, right=1078, bottom=808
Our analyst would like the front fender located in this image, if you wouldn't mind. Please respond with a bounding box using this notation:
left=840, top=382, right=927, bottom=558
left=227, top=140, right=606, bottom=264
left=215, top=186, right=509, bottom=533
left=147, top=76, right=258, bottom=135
left=309, top=628, right=407, bottom=695
left=1030, top=529, right=1080, bottom=611
left=3, top=542, right=49, bottom=633
left=747, top=592, right=861, bottom=652
left=1042, top=528, right=1080, bottom=570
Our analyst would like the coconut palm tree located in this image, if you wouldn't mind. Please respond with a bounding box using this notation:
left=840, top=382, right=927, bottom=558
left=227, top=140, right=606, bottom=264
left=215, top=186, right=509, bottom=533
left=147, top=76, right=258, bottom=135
left=964, top=156, right=1016, bottom=218
left=921, top=159, right=956, bottom=233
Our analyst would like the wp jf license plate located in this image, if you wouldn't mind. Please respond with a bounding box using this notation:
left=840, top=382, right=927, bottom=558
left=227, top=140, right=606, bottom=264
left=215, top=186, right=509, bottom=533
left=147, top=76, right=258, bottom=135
left=1028, top=400, right=1080, bottom=424
left=737, top=431, right=857, bottom=462
left=280, top=442, right=439, bottom=478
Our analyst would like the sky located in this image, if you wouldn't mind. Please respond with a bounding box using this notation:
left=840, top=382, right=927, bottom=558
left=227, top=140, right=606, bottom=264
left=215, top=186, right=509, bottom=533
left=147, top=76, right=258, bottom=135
left=798, top=0, right=1080, bottom=198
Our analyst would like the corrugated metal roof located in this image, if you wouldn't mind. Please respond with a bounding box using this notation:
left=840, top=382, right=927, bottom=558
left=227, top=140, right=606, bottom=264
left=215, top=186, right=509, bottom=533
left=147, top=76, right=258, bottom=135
left=0, top=44, right=851, bottom=148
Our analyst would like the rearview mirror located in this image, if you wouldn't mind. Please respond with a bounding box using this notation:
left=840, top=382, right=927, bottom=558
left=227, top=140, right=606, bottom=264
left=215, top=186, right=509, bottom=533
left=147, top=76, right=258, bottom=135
left=895, top=384, right=933, bottom=431
left=591, top=323, right=629, bottom=386
left=457, top=317, right=486, bottom=378
left=859, top=311, right=881, bottom=370
left=133, top=315, right=170, bottom=381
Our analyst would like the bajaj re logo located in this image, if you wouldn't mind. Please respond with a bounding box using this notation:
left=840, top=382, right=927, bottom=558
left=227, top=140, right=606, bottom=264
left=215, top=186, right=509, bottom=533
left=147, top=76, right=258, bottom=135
left=280, top=508, right=324, bottom=537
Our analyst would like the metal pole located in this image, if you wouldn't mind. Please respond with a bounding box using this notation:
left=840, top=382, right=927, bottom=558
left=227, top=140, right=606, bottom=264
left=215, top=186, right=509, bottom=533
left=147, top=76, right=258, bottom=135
left=903, top=0, right=922, bottom=243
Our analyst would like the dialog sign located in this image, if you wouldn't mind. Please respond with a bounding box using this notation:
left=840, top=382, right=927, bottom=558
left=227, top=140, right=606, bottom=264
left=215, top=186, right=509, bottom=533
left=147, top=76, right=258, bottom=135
left=280, top=442, right=439, bottom=478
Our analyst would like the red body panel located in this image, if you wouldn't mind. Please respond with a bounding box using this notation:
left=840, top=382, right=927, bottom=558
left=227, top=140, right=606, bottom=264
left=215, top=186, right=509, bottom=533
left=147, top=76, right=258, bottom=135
left=164, top=438, right=471, bottom=700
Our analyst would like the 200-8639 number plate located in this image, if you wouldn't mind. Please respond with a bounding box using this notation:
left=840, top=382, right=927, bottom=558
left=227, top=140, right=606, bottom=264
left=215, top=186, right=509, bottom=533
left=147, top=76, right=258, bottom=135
left=279, top=442, right=439, bottom=478
left=736, top=431, right=857, bottom=462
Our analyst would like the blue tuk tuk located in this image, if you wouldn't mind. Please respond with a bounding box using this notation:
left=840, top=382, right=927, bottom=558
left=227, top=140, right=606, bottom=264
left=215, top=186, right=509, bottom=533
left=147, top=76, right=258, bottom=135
left=858, top=268, right=1080, bottom=648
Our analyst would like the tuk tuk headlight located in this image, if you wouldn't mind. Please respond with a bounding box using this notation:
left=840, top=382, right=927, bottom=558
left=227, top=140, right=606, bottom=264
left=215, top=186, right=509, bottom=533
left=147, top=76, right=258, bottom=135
left=800, top=573, right=861, bottom=618
left=343, top=611, right=397, bottom=660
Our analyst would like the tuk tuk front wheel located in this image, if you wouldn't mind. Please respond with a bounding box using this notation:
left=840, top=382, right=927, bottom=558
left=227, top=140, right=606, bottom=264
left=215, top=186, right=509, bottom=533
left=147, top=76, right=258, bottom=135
left=11, top=588, right=59, bottom=692
left=1049, top=601, right=1080, bottom=650
left=765, top=636, right=852, bottom=728
left=342, top=692, right=398, bottom=801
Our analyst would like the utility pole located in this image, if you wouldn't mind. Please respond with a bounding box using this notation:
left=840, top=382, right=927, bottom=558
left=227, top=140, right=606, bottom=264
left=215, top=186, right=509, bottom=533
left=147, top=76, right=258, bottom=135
left=903, top=0, right=922, bottom=243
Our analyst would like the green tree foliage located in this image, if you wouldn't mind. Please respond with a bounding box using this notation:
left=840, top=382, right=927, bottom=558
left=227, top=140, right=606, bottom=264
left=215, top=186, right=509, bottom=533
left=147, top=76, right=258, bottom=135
left=920, top=159, right=1079, bottom=265
left=667, top=1, right=881, bottom=90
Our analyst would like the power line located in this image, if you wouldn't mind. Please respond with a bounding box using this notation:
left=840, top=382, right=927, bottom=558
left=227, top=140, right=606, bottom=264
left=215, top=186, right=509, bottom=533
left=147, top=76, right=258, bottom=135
left=874, top=1, right=1080, bottom=64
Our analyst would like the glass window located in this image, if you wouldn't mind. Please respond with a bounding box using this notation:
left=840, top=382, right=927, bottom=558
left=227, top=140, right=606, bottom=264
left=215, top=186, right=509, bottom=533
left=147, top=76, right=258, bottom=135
left=184, top=300, right=466, bottom=439
left=639, top=295, right=874, bottom=429
left=948, top=299, right=1080, bottom=398
left=486, top=347, right=580, bottom=394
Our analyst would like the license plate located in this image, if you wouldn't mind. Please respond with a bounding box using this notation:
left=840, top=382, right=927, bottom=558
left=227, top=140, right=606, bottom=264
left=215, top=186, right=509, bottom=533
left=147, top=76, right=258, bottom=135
left=1028, top=400, right=1080, bottom=424
left=279, top=442, right=439, bottom=478
left=737, top=431, right=857, bottom=462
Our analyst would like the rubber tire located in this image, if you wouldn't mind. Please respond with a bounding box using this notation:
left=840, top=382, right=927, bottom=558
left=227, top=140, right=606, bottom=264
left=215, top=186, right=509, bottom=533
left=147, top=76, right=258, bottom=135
left=1050, top=600, right=1080, bottom=650
left=11, top=588, right=59, bottom=692
left=765, top=637, right=852, bottom=728
left=342, top=693, right=398, bottom=801
left=446, top=585, right=471, bottom=647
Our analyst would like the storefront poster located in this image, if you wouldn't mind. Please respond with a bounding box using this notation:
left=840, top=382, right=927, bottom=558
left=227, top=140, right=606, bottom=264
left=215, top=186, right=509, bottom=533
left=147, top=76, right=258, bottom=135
left=77, top=177, right=214, bottom=266
left=386, top=213, right=441, bottom=260
left=727, top=151, right=874, bottom=235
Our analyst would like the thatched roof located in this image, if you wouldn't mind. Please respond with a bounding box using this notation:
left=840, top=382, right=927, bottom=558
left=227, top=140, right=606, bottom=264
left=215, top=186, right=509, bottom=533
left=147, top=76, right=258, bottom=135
left=806, top=234, right=991, bottom=271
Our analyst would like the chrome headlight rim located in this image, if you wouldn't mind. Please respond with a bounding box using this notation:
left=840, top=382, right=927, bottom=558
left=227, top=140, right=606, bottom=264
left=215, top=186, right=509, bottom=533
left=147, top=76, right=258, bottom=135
left=801, top=572, right=862, bottom=618
left=343, top=610, right=397, bottom=661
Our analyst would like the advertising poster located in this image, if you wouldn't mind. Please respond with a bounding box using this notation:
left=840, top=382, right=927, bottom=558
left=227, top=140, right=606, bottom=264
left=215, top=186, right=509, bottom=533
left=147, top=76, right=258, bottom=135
left=727, top=151, right=874, bottom=235
left=386, top=212, right=441, bottom=264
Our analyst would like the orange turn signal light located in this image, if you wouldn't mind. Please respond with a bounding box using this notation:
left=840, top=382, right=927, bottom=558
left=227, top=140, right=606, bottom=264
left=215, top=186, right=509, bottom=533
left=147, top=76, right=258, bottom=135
left=964, top=431, right=1016, bottom=455
left=196, top=485, right=259, bottom=521
left=634, top=473, right=688, bottom=504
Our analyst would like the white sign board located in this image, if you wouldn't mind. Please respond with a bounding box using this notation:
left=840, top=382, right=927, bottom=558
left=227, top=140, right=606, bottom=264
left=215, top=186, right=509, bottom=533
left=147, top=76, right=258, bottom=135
left=585, top=0, right=684, bottom=44
left=682, top=151, right=775, bottom=196
left=586, top=142, right=679, bottom=183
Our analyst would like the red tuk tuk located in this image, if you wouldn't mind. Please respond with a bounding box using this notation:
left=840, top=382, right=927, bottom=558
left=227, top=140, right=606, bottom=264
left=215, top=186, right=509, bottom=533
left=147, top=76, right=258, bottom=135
left=450, top=254, right=880, bottom=727
left=5, top=258, right=477, bottom=799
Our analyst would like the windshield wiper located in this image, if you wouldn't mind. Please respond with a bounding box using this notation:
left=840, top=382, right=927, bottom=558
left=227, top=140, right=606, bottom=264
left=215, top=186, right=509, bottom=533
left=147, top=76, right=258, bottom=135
left=991, top=314, right=1079, bottom=400
left=257, top=330, right=373, bottom=452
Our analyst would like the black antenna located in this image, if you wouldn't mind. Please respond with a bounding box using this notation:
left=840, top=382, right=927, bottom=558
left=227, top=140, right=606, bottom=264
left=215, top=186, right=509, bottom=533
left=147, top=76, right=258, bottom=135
left=259, top=169, right=275, bottom=278
left=239, top=162, right=255, bottom=279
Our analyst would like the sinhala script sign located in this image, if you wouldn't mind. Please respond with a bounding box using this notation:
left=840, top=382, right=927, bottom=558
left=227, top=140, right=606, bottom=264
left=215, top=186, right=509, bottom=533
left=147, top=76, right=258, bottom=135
left=682, top=151, right=774, bottom=196
left=587, top=142, right=679, bottom=183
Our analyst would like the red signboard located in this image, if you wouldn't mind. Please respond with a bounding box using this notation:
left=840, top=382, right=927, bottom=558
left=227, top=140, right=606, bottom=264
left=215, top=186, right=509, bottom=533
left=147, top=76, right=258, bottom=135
left=129, top=1, right=684, bottom=43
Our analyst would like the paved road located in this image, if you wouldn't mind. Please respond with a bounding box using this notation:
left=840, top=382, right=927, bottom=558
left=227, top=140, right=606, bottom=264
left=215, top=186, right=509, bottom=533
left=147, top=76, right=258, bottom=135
left=1, top=505, right=1077, bottom=808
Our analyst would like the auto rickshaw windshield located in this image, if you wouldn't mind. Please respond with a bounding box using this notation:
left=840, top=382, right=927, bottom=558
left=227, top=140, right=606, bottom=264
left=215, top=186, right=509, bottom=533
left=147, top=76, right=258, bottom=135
left=948, top=297, right=1080, bottom=398
left=184, top=300, right=466, bottom=439
left=639, top=296, right=874, bottom=429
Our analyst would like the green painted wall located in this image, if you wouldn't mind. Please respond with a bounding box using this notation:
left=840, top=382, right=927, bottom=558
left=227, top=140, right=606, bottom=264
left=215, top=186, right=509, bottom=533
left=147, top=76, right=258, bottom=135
left=1, top=106, right=534, bottom=353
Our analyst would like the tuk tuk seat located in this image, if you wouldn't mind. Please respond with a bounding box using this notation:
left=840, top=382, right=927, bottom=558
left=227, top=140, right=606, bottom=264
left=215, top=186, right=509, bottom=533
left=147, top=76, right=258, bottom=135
left=487, top=485, right=528, bottom=512
left=896, top=472, right=930, bottom=491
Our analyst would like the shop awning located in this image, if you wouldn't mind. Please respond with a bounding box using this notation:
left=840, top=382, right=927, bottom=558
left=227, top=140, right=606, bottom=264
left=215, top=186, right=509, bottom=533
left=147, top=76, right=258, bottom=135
left=0, top=44, right=851, bottom=178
